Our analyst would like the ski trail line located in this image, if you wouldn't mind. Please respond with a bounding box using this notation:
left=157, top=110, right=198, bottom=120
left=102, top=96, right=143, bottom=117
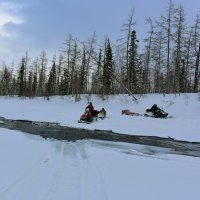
left=0, top=140, right=109, bottom=200
left=75, top=141, right=108, bottom=200
left=42, top=142, right=82, bottom=200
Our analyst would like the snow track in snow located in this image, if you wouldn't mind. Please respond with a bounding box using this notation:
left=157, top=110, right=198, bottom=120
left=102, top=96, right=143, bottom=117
left=0, top=140, right=108, bottom=200
left=76, top=142, right=108, bottom=200
left=0, top=136, right=186, bottom=200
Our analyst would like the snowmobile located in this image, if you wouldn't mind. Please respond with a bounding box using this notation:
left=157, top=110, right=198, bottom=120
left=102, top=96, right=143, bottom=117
left=78, top=106, right=102, bottom=124
left=144, top=108, right=169, bottom=119
left=78, top=111, right=97, bottom=124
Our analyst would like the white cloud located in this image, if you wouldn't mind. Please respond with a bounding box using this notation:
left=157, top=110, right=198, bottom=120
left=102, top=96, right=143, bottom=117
left=0, top=2, right=24, bottom=37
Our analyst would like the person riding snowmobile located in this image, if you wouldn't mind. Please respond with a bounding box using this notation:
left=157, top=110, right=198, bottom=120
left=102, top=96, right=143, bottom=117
left=85, top=102, right=99, bottom=117
left=146, top=104, right=168, bottom=118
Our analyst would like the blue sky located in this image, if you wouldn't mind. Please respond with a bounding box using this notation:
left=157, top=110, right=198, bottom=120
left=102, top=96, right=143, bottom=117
left=0, top=0, right=200, bottom=65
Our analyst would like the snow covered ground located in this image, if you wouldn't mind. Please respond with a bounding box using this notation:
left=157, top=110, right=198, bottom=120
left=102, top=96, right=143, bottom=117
left=1, top=93, right=200, bottom=141
left=0, top=93, right=200, bottom=200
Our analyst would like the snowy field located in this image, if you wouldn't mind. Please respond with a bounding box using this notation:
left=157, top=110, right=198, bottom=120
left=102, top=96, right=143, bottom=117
left=0, top=93, right=200, bottom=141
left=0, top=93, right=200, bottom=200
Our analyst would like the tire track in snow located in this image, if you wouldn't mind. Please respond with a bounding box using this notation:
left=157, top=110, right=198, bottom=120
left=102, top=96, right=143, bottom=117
left=42, top=141, right=108, bottom=200
left=42, top=142, right=82, bottom=200
left=0, top=141, right=67, bottom=200
left=75, top=141, right=108, bottom=200
left=0, top=140, right=108, bottom=200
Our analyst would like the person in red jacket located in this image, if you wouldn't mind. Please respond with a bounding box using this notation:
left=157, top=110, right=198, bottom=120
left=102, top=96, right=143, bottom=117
left=85, top=102, right=94, bottom=113
left=85, top=102, right=99, bottom=117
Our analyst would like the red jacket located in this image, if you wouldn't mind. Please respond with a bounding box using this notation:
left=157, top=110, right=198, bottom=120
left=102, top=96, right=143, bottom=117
left=86, top=104, right=94, bottom=112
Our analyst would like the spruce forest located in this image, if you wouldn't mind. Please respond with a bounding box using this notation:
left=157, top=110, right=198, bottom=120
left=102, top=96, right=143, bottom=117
left=0, top=0, right=200, bottom=99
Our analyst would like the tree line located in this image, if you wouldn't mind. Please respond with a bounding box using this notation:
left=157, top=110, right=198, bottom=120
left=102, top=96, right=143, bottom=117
left=0, top=0, right=200, bottom=100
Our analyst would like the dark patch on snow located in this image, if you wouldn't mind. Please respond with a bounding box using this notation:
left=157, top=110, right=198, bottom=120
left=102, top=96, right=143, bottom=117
left=0, top=117, right=200, bottom=158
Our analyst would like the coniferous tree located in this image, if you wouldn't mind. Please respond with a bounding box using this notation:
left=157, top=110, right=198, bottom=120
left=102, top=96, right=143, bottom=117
left=0, top=65, right=12, bottom=95
left=59, top=66, right=70, bottom=95
left=118, top=9, right=136, bottom=92
left=32, top=72, right=37, bottom=97
left=46, top=60, right=57, bottom=98
left=56, top=55, right=64, bottom=95
left=102, top=39, right=113, bottom=95
left=38, top=51, right=47, bottom=96
left=11, top=75, right=17, bottom=95
left=17, top=57, right=26, bottom=97
left=27, top=69, right=33, bottom=98
left=31, top=58, right=39, bottom=97
left=128, top=30, right=140, bottom=93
